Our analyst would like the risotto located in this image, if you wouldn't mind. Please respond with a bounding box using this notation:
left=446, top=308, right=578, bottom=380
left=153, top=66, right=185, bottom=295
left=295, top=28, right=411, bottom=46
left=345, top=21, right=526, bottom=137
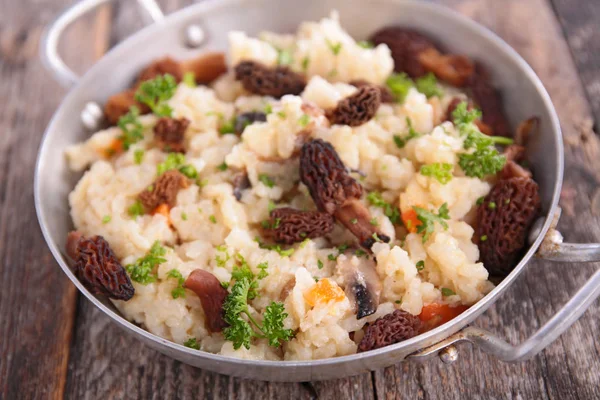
left=64, top=11, right=540, bottom=361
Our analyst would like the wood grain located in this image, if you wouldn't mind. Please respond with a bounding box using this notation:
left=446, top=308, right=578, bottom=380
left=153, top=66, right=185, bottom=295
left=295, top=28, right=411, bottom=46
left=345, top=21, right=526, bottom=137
left=0, top=1, right=111, bottom=399
left=1, top=0, right=600, bottom=399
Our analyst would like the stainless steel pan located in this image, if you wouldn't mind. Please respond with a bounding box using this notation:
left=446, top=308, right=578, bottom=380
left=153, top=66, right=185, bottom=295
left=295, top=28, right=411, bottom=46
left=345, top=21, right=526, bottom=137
left=36, top=0, right=600, bottom=381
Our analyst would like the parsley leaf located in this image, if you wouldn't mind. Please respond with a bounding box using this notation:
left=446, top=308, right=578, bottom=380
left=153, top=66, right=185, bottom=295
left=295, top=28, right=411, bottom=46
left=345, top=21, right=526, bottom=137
left=416, top=260, right=425, bottom=271
left=276, top=48, right=293, bottom=65
left=298, top=114, right=310, bottom=127
left=167, top=269, right=186, bottom=298
left=156, top=153, right=197, bottom=178
left=135, top=74, right=177, bottom=117
left=262, top=302, right=294, bottom=346
left=393, top=117, right=421, bottom=149
left=367, top=191, right=400, bottom=224
left=128, top=200, right=145, bottom=219
left=326, top=39, right=343, bottom=55
left=441, top=287, right=456, bottom=297
left=184, top=337, right=200, bottom=350
left=386, top=73, right=414, bottom=103
left=258, top=174, right=275, bottom=188
left=357, top=40, right=374, bottom=49
left=117, top=106, right=144, bottom=150
left=415, top=73, right=443, bottom=98
left=420, top=163, right=453, bottom=184
left=183, top=72, right=196, bottom=88
left=301, top=56, right=310, bottom=72
left=133, top=149, right=145, bottom=164
left=413, top=203, right=450, bottom=242
left=125, top=241, right=166, bottom=284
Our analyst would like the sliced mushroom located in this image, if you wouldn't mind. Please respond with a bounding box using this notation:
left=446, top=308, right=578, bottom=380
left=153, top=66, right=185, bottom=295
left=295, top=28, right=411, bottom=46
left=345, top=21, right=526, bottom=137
left=337, top=254, right=381, bottom=319
left=299, top=139, right=390, bottom=249
left=184, top=269, right=229, bottom=332
left=232, top=172, right=251, bottom=201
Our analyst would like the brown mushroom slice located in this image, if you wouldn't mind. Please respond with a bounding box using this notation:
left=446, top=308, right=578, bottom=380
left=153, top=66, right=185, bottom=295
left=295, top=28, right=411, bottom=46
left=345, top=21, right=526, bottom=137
left=417, top=47, right=474, bottom=87
left=232, top=172, right=251, bottom=201
left=180, top=52, right=228, bottom=84
left=104, top=89, right=151, bottom=125
left=337, top=254, right=381, bottom=319
left=184, top=269, right=229, bottom=332
left=136, top=57, right=184, bottom=85
left=514, top=116, right=539, bottom=146
left=299, top=139, right=390, bottom=250
left=467, top=63, right=511, bottom=137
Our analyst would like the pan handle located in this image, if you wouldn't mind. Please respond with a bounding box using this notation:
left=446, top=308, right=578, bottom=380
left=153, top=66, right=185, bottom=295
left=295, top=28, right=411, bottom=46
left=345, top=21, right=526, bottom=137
left=40, top=0, right=165, bottom=88
left=410, top=208, right=600, bottom=363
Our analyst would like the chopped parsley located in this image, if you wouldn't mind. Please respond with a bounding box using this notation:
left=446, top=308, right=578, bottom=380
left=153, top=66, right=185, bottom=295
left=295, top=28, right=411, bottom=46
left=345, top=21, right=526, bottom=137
left=488, top=201, right=497, bottom=210
left=357, top=40, right=374, bottom=49
left=167, top=269, right=186, bottom=298
left=258, top=174, right=275, bottom=188
left=117, top=106, right=144, bottom=150
left=181, top=212, right=188, bottom=221
left=476, top=196, right=484, bottom=206
left=441, top=287, right=456, bottom=297
left=277, top=111, right=286, bottom=119
left=350, top=218, right=358, bottom=225
left=102, top=215, right=111, bottom=224
left=298, top=114, right=310, bottom=127
left=370, top=217, right=379, bottom=226
left=276, top=48, right=293, bottom=65
left=217, top=162, right=228, bottom=171
left=209, top=215, right=217, bottom=224
left=156, top=153, right=197, bottom=178
left=393, top=117, right=421, bottom=149
left=219, top=117, right=236, bottom=135
left=416, top=260, right=425, bottom=271
left=125, top=241, right=166, bottom=284
left=415, top=73, right=443, bottom=98
left=317, top=259, right=324, bottom=269
left=452, top=101, right=513, bottom=178
left=267, top=200, right=276, bottom=213
left=301, top=56, right=310, bottom=71
left=326, top=39, right=343, bottom=55
left=480, top=235, right=488, bottom=242
left=372, top=233, right=383, bottom=242
left=413, top=203, right=451, bottom=242
left=355, top=249, right=367, bottom=258
left=135, top=74, right=177, bottom=117
left=264, top=103, right=273, bottom=115
left=328, top=254, right=337, bottom=261
left=183, top=337, right=200, bottom=350
left=395, top=299, right=402, bottom=304
left=128, top=200, right=145, bottom=219
left=386, top=72, right=413, bottom=103
left=367, top=191, right=400, bottom=224
left=183, top=72, right=196, bottom=87
left=133, top=149, right=145, bottom=164
left=420, top=163, right=453, bottom=184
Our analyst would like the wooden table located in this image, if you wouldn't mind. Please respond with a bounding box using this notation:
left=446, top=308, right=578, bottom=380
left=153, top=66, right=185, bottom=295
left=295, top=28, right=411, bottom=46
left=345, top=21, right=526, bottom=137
left=1, top=0, right=599, bottom=398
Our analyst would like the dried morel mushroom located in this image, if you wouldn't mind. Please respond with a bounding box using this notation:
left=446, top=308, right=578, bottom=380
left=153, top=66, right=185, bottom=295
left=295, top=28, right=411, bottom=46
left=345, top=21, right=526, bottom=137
left=499, top=145, right=531, bottom=180
left=184, top=269, right=229, bottom=332
left=153, top=117, right=190, bottom=153
left=65, top=231, right=134, bottom=301
left=350, top=79, right=395, bottom=103
left=328, top=85, right=382, bottom=127
left=104, top=89, right=150, bottom=125
left=358, top=310, right=422, bottom=352
left=180, top=52, right=228, bottom=84
left=370, top=27, right=437, bottom=78
left=299, top=139, right=390, bottom=249
left=467, top=63, right=511, bottom=137
left=418, top=47, right=474, bottom=87
left=445, top=97, right=492, bottom=136
left=136, top=57, right=183, bottom=85
left=476, top=177, right=540, bottom=276
left=234, top=111, right=267, bottom=135
left=234, top=61, right=306, bottom=98
left=263, top=207, right=335, bottom=244
left=138, top=170, right=190, bottom=211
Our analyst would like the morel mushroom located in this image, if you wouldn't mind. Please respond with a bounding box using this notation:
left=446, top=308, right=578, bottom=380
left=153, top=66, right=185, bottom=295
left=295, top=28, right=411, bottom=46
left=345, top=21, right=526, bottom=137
left=153, top=117, right=190, bottom=153
left=370, top=27, right=438, bottom=78
left=234, top=111, right=267, bottom=135
left=328, top=85, right=381, bottom=127
left=358, top=310, right=422, bottom=352
left=65, top=231, right=134, bottom=301
left=299, top=139, right=390, bottom=249
left=234, top=61, right=306, bottom=98
left=476, top=177, right=540, bottom=276
left=180, top=52, right=228, bottom=84
left=417, top=47, right=474, bottom=87
left=136, top=57, right=183, bottom=85
left=337, top=254, right=382, bottom=319
left=184, top=269, right=229, bottom=332
left=138, top=170, right=190, bottom=211
left=104, top=89, right=150, bottom=125
left=498, top=117, right=539, bottom=180
left=350, top=80, right=395, bottom=103
left=263, top=207, right=335, bottom=244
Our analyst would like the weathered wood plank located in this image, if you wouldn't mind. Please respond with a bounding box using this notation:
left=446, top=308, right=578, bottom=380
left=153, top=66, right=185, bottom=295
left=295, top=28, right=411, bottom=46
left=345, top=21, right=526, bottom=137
left=373, top=0, right=600, bottom=398
left=550, top=0, right=600, bottom=131
left=0, top=1, right=111, bottom=399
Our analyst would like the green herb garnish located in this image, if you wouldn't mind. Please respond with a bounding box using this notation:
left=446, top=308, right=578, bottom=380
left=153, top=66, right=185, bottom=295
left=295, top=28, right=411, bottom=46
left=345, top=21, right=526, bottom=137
left=412, top=203, right=450, bottom=242
left=326, top=39, right=343, bottom=55
left=258, top=174, right=275, bottom=188
left=125, top=241, right=166, bottom=284
left=393, top=117, right=421, bottom=149
left=415, top=73, right=443, bottom=98
left=167, top=269, right=186, bottom=299
left=128, top=200, right=145, bottom=219
left=386, top=72, right=413, bottom=103
left=183, top=72, right=196, bottom=88
left=135, top=74, right=177, bottom=117
left=420, top=163, right=453, bottom=184
left=357, top=40, right=374, bottom=49
left=367, top=191, right=400, bottom=224
left=441, top=287, right=456, bottom=297
left=117, top=106, right=144, bottom=150
left=416, top=260, right=425, bottom=271
left=184, top=337, right=200, bottom=350
left=133, top=149, right=145, bottom=164
left=102, top=215, right=111, bottom=224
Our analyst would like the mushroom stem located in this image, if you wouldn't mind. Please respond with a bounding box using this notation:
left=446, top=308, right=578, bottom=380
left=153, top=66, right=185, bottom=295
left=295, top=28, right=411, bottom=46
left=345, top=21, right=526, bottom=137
left=335, top=199, right=390, bottom=250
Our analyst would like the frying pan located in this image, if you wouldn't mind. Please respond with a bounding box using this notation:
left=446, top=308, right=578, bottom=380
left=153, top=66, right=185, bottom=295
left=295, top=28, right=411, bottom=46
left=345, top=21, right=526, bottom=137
left=36, top=0, right=600, bottom=381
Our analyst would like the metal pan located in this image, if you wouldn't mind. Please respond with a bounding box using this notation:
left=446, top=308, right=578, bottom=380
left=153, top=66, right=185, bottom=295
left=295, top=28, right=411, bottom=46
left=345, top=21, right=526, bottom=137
left=36, top=0, right=600, bottom=381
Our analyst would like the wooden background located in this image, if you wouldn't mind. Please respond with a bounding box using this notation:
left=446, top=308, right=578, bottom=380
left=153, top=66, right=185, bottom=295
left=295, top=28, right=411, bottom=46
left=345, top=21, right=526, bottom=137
left=1, top=0, right=599, bottom=398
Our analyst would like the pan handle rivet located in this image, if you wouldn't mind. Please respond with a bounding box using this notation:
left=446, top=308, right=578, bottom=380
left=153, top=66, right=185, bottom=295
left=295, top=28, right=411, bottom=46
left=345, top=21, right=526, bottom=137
left=185, top=24, right=205, bottom=48
left=81, top=102, right=104, bottom=131
left=439, top=345, right=458, bottom=364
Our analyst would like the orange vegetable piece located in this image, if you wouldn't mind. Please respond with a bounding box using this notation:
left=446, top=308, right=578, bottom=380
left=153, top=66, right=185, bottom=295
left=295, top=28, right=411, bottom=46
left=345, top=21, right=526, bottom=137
left=419, top=303, right=469, bottom=329
left=104, top=138, right=124, bottom=157
left=304, top=278, right=345, bottom=307
left=402, top=209, right=421, bottom=233
left=152, top=203, right=172, bottom=225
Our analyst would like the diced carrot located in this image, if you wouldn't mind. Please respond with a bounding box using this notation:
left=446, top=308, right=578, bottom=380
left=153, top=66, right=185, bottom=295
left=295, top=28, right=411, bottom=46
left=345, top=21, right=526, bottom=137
left=402, top=209, right=421, bottom=233
left=304, top=278, right=345, bottom=307
left=104, top=138, right=124, bottom=157
left=152, top=203, right=172, bottom=225
left=419, top=303, right=469, bottom=329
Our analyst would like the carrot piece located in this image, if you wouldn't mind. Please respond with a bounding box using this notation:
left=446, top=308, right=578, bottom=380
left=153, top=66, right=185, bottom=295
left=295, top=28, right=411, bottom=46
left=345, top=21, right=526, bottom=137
left=304, top=278, right=346, bottom=307
left=152, top=203, right=172, bottom=225
left=419, top=303, right=469, bottom=329
left=402, top=209, right=421, bottom=233
left=104, top=138, right=124, bottom=157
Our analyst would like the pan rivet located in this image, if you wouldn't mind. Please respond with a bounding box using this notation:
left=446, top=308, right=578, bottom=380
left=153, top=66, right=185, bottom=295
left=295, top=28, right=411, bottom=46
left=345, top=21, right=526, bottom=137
left=185, top=24, right=205, bottom=48
left=81, top=102, right=104, bottom=131
left=439, top=345, right=458, bottom=364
